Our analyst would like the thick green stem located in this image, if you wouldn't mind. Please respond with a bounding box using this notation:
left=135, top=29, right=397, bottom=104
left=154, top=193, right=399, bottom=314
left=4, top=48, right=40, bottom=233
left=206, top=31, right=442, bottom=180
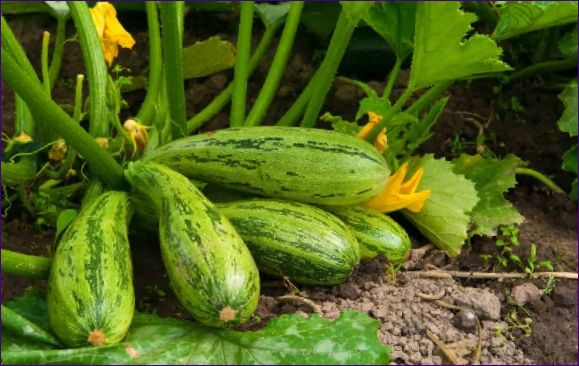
left=41, top=31, right=51, bottom=97
left=276, top=81, right=314, bottom=126
left=506, top=57, right=578, bottom=84
left=300, top=8, right=361, bottom=128
left=406, top=80, right=453, bottom=116
left=1, top=249, right=52, bottom=279
left=230, top=2, right=255, bottom=127
left=382, top=57, right=402, bottom=100
left=2, top=51, right=125, bottom=189
left=136, top=2, right=163, bottom=125
left=81, top=179, right=104, bottom=208
left=186, top=20, right=278, bottom=133
left=1, top=159, right=36, bottom=186
left=160, top=1, right=187, bottom=140
left=2, top=16, right=39, bottom=136
left=49, top=17, right=67, bottom=90
left=244, top=2, right=303, bottom=127
left=68, top=1, right=109, bottom=137
left=516, top=168, right=565, bottom=194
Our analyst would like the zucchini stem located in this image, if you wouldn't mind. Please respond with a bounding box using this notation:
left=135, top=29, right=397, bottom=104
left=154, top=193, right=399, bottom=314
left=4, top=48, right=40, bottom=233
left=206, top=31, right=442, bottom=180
left=136, top=2, right=163, bottom=125
left=69, top=2, right=110, bottom=138
left=515, top=168, right=565, bottom=194
left=1, top=249, right=52, bottom=279
left=160, top=1, right=187, bottom=140
left=230, top=2, right=255, bottom=127
left=187, top=19, right=280, bottom=133
left=244, top=2, right=303, bottom=127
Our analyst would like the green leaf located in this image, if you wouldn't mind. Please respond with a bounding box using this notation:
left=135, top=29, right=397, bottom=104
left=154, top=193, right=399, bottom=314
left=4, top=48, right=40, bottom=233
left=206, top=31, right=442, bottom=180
left=402, top=155, right=479, bottom=256
left=356, top=95, right=393, bottom=121
left=562, top=145, right=578, bottom=200
left=321, top=112, right=360, bottom=136
left=55, top=209, right=77, bottom=238
left=557, top=79, right=578, bottom=137
left=3, top=290, right=390, bottom=365
left=182, top=36, right=235, bottom=80
left=409, top=2, right=511, bottom=90
left=363, top=2, right=416, bottom=60
left=255, top=3, right=291, bottom=29
left=559, top=27, right=578, bottom=57
left=453, top=154, right=525, bottom=237
left=492, top=1, right=579, bottom=41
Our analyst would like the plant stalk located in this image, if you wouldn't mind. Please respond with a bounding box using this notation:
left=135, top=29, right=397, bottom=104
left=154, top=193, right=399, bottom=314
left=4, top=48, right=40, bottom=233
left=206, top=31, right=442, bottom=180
left=187, top=19, right=279, bottom=133
left=506, top=57, right=578, bottom=84
left=382, top=57, right=402, bottom=100
left=300, top=7, right=363, bottom=128
left=515, top=168, right=565, bottom=194
left=2, top=51, right=126, bottom=189
left=244, top=2, right=303, bottom=127
left=160, top=1, right=187, bottom=140
left=49, top=16, right=67, bottom=89
left=365, top=86, right=414, bottom=142
left=136, top=2, right=163, bottom=125
left=406, top=80, right=454, bottom=116
left=1, top=249, right=52, bottom=279
left=230, top=2, right=255, bottom=127
left=68, top=1, right=109, bottom=137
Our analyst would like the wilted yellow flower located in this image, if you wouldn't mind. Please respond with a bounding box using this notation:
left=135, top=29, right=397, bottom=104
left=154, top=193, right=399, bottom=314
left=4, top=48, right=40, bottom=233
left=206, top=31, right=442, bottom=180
left=357, top=111, right=387, bottom=153
left=95, top=137, right=110, bottom=150
left=364, top=162, right=431, bottom=213
left=48, top=139, right=67, bottom=162
left=123, top=119, right=150, bottom=151
left=90, top=2, right=135, bottom=66
left=14, top=132, right=33, bottom=143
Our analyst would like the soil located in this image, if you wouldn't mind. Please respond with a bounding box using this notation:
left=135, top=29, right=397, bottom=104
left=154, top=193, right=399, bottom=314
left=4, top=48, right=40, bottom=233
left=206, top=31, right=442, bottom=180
left=2, top=9, right=577, bottom=365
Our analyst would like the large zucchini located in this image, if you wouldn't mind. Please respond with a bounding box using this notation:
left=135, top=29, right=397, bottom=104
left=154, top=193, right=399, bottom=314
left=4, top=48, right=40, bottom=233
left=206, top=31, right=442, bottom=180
left=47, top=191, right=134, bottom=347
left=125, top=161, right=259, bottom=328
left=326, top=207, right=411, bottom=263
left=217, top=199, right=360, bottom=285
left=143, top=127, right=390, bottom=205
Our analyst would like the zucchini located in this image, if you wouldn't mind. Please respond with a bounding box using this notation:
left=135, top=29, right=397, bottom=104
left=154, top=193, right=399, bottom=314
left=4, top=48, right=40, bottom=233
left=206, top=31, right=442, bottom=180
left=217, top=199, right=360, bottom=285
left=326, top=207, right=411, bottom=263
left=143, top=127, right=390, bottom=205
left=47, top=191, right=134, bottom=347
left=125, top=161, right=260, bottom=328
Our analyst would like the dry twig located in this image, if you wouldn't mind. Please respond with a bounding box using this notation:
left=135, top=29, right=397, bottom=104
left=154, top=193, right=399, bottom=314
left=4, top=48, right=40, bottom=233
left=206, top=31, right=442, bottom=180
left=409, top=270, right=578, bottom=280
left=278, top=295, right=322, bottom=316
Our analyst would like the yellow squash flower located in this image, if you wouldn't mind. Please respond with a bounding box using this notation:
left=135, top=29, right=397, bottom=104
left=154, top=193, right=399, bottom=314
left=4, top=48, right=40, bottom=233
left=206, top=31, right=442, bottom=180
left=90, top=2, right=135, bottom=66
left=364, top=162, right=431, bottom=213
left=357, top=111, right=387, bottom=153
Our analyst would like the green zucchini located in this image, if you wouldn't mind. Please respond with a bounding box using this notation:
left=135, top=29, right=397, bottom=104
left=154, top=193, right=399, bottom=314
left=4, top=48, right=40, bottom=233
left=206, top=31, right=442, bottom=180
left=47, top=191, right=134, bottom=347
left=125, top=161, right=260, bottom=328
left=326, top=207, right=411, bottom=263
left=217, top=199, right=360, bottom=286
left=143, top=127, right=390, bottom=205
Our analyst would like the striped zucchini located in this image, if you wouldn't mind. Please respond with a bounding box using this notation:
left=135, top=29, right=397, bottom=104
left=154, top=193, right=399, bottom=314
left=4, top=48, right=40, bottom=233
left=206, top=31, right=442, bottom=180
left=326, top=207, right=411, bottom=263
left=216, top=199, right=360, bottom=286
left=47, top=191, right=134, bottom=347
left=143, top=127, right=390, bottom=205
left=125, top=161, right=260, bottom=328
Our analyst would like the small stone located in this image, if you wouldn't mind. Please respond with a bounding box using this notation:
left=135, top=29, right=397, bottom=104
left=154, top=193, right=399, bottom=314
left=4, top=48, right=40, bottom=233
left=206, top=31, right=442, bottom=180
left=453, top=287, right=501, bottom=320
left=511, top=283, right=543, bottom=305
left=454, top=309, right=478, bottom=333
